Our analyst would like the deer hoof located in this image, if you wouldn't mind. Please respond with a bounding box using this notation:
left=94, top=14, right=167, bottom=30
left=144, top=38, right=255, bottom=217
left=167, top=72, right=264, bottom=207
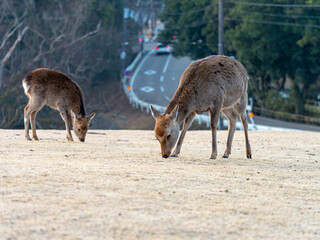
left=170, top=154, right=178, bottom=158
left=210, top=156, right=216, bottom=160
left=33, top=136, right=39, bottom=141
left=222, top=155, right=229, bottom=158
left=247, top=154, right=252, bottom=159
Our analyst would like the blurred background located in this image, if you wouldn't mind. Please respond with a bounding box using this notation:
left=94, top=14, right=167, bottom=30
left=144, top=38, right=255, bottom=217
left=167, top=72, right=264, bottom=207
left=0, top=0, right=319, bottom=130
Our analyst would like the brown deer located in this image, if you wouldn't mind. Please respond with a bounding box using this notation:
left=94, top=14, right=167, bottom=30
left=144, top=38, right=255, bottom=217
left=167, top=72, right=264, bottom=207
left=150, top=55, right=252, bottom=159
left=22, top=68, right=95, bottom=142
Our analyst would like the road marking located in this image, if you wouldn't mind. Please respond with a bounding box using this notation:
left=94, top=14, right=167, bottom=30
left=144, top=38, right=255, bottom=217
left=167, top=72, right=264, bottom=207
left=144, top=70, right=156, bottom=76
left=165, top=96, right=171, bottom=101
left=160, top=76, right=164, bottom=82
left=130, top=50, right=154, bottom=88
left=140, top=86, right=154, bottom=93
left=160, top=86, right=164, bottom=92
left=162, top=54, right=172, bottom=74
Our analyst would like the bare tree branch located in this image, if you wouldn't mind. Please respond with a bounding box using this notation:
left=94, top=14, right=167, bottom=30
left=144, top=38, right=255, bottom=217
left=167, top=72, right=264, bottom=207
left=0, top=26, right=29, bottom=90
left=1, top=26, right=28, bottom=64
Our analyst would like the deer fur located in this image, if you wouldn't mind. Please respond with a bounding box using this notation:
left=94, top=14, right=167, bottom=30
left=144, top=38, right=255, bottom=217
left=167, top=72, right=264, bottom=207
left=150, top=55, right=252, bottom=159
left=22, top=68, right=95, bottom=142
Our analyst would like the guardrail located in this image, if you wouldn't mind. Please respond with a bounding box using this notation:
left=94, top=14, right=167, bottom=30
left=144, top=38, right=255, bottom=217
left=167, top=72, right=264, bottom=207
left=122, top=51, right=256, bottom=130
left=255, top=107, right=320, bottom=126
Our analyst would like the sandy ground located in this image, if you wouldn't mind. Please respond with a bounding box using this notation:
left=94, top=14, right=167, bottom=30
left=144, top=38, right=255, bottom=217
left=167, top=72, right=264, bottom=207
left=0, top=129, right=319, bottom=240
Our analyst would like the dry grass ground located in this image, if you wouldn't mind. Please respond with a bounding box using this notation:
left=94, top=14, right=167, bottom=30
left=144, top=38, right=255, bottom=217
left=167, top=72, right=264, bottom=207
left=0, top=129, right=319, bottom=239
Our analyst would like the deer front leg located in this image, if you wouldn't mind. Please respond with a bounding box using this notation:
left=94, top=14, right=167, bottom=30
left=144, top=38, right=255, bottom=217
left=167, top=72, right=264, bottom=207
left=171, top=112, right=196, bottom=157
left=209, top=109, right=221, bottom=159
left=60, top=110, right=73, bottom=141
left=221, top=108, right=237, bottom=158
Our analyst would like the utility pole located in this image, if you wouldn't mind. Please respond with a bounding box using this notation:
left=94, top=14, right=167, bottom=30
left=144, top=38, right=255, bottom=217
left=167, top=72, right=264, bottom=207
left=218, top=0, right=224, bottom=55
left=121, top=0, right=127, bottom=75
left=218, top=0, right=224, bottom=129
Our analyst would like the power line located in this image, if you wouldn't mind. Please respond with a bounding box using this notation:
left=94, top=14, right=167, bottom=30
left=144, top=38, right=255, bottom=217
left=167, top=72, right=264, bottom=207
left=163, top=19, right=217, bottom=30
left=225, top=17, right=320, bottom=29
left=161, top=3, right=218, bottom=16
left=226, top=1, right=320, bottom=8
left=224, top=8, right=320, bottom=19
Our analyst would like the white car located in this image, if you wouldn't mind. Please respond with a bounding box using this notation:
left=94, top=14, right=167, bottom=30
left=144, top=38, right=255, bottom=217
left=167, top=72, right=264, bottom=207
left=155, top=43, right=171, bottom=55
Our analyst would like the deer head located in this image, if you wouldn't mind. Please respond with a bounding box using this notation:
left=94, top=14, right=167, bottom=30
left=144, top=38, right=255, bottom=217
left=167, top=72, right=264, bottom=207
left=150, top=105, right=180, bottom=158
left=71, top=111, right=95, bottom=142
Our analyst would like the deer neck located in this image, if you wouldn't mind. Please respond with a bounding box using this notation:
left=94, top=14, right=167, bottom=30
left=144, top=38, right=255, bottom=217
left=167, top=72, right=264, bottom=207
left=71, top=95, right=86, bottom=118
left=176, top=103, right=192, bottom=125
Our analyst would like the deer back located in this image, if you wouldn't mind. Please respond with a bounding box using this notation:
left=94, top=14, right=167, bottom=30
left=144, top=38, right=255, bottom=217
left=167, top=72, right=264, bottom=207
left=164, top=55, right=248, bottom=116
left=23, top=68, right=86, bottom=116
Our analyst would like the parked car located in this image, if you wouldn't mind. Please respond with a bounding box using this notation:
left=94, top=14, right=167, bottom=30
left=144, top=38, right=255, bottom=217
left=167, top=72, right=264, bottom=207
left=155, top=43, right=171, bottom=55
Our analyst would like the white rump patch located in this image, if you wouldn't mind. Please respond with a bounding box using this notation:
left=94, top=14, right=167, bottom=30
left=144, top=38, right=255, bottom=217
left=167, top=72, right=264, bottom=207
left=22, top=80, right=30, bottom=94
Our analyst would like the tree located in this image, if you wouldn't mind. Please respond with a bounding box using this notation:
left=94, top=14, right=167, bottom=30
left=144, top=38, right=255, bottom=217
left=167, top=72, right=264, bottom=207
left=159, top=0, right=216, bottom=59
left=225, top=1, right=320, bottom=114
left=0, top=0, right=141, bottom=128
left=160, top=0, right=320, bottom=116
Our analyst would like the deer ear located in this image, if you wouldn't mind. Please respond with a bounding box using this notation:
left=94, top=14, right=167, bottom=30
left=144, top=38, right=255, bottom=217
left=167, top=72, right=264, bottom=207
left=87, top=112, right=95, bottom=123
left=150, top=105, right=160, bottom=119
left=169, top=104, right=179, bottom=120
left=71, top=110, right=81, bottom=120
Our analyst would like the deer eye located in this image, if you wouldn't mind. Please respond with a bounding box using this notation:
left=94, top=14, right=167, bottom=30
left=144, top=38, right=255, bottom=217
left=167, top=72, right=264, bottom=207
left=167, top=134, right=171, bottom=140
left=78, top=128, right=80, bottom=132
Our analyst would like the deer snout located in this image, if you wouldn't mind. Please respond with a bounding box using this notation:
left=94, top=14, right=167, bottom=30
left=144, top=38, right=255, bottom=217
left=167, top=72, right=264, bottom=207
left=161, top=144, right=171, bottom=158
left=80, top=138, right=85, bottom=142
left=162, top=152, right=171, bottom=158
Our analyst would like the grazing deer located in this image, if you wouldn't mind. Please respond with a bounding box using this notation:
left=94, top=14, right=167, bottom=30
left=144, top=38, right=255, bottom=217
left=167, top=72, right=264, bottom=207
left=150, top=55, right=252, bottom=159
left=22, top=68, right=95, bottom=142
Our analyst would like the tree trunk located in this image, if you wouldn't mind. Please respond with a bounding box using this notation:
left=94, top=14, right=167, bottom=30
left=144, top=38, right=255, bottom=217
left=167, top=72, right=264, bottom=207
left=0, top=63, right=3, bottom=90
left=278, top=74, right=286, bottom=91
left=293, top=83, right=304, bottom=115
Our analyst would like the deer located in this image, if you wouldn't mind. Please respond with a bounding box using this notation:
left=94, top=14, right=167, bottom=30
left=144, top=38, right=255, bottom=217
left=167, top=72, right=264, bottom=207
left=150, top=55, right=252, bottom=159
left=22, top=68, right=95, bottom=142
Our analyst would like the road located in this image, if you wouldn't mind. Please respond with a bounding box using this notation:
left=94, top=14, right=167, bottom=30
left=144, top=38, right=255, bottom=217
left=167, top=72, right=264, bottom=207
left=132, top=43, right=320, bottom=132
left=133, top=43, right=192, bottom=107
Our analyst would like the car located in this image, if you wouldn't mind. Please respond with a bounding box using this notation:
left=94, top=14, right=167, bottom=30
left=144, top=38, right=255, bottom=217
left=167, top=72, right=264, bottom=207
left=155, top=43, right=171, bottom=55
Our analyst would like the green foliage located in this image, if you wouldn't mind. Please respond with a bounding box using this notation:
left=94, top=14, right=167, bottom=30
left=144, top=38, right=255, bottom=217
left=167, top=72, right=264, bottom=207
left=159, top=0, right=214, bottom=59
left=160, top=0, right=320, bottom=118
left=264, top=90, right=295, bottom=113
left=90, top=0, right=123, bottom=28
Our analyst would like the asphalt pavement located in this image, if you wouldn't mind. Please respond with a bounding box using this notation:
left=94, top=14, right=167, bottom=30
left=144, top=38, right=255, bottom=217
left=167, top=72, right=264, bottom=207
left=133, top=43, right=192, bottom=107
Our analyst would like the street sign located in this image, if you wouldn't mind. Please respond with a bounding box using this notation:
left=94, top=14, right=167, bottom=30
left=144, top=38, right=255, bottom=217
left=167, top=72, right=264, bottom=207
left=120, top=51, right=126, bottom=60
left=124, top=70, right=131, bottom=77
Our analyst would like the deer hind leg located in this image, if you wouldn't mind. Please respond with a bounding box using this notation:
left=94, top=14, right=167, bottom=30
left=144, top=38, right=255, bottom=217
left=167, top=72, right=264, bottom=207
left=24, top=103, right=31, bottom=140
left=171, top=112, right=196, bottom=157
left=30, top=110, right=40, bottom=140
left=209, top=108, right=221, bottom=159
left=59, top=110, right=73, bottom=141
left=235, top=101, right=252, bottom=159
left=221, top=107, right=237, bottom=158
left=24, top=101, right=43, bottom=141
